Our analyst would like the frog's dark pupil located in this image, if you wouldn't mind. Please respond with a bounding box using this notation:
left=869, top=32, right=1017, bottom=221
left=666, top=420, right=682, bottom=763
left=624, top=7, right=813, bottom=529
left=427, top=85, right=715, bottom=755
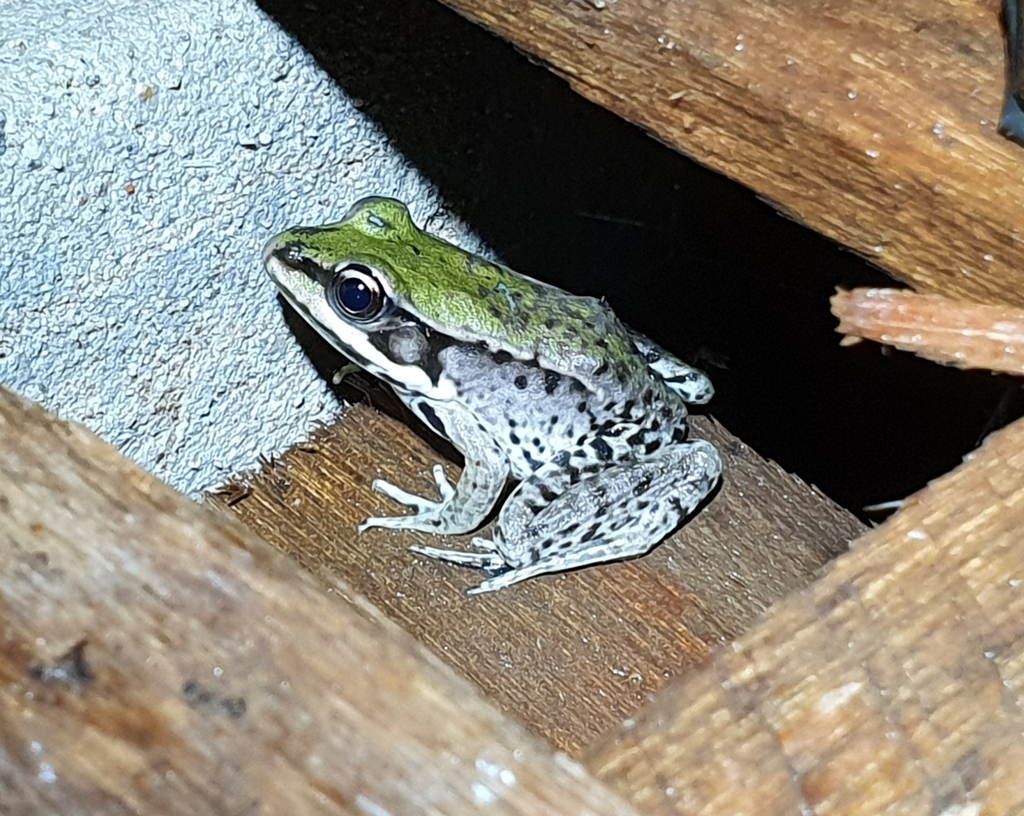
left=339, top=277, right=371, bottom=314
left=327, top=265, right=385, bottom=322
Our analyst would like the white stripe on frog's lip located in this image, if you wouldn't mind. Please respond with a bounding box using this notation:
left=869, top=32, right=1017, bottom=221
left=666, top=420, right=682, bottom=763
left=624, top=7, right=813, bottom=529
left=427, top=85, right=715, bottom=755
left=262, top=235, right=281, bottom=267
left=265, top=253, right=456, bottom=401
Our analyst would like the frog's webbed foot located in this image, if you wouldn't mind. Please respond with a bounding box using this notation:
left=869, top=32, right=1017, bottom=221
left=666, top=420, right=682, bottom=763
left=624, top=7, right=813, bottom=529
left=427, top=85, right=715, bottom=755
left=358, top=400, right=509, bottom=536
left=360, top=463, right=457, bottom=532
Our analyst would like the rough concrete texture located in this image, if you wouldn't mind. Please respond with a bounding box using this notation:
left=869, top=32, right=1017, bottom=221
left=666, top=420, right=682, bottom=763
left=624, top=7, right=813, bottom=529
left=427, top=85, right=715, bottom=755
left=0, top=0, right=484, bottom=493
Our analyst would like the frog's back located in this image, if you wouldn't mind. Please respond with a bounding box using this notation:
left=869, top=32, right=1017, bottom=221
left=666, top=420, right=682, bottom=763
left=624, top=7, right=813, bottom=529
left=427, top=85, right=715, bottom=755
left=430, top=333, right=688, bottom=481
left=337, top=198, right=644, bottom=392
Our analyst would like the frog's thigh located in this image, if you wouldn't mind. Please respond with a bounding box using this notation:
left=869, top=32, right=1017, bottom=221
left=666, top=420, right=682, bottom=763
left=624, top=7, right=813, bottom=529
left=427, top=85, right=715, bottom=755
left=361, top=400, right=509, bottom=536
left=486, top=439, right=721, bottom=589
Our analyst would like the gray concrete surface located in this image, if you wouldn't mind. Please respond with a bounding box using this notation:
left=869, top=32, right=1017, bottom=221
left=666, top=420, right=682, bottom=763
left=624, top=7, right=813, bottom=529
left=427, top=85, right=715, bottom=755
left=0, top=0, right=483, bottom=494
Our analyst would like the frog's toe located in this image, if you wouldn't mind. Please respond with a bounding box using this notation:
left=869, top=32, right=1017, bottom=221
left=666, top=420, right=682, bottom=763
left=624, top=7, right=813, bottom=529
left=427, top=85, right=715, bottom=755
left=465, top=565, right=539, bottom=595
left=359, top=513, right=419, bottom=532
left=369, top=464, right=455, bottom=509
left=369, top=478, right=438, bottom=512
left=469, top=535, right=499, bottom=553
left=429, top=464, right=457, bottom=501
left=409, top=543, right=505, bottom=571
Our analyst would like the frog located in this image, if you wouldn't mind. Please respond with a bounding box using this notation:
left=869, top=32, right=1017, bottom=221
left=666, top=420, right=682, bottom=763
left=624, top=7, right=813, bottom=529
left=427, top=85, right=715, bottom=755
left=263, top=197, right=722, bottom=594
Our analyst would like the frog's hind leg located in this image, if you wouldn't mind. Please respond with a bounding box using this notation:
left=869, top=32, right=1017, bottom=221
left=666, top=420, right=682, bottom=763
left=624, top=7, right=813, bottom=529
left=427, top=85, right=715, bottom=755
left=626, top=329, right=714, bottom=404
left=466, top=437, right=722, bottom=594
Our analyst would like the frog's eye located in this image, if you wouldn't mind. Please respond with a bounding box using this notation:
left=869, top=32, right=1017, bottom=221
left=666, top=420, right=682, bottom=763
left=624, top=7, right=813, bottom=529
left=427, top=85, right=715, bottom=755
left=328, top=264, right=386, bottom=321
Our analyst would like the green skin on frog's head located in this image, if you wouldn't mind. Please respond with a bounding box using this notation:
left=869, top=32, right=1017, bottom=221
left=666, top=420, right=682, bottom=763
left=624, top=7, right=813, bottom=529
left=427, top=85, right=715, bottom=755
left=263, top=197, right=636, bottom=393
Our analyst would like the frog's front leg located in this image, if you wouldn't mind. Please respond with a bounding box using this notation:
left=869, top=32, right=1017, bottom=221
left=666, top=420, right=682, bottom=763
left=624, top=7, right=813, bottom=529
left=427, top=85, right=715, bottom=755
left=469, top=436, right=721, bottom=594
left=359, top=400, right=509, bottom=536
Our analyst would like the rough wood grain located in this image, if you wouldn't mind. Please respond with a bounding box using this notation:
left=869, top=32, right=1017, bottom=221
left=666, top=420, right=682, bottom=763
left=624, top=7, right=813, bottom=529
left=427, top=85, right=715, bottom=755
left=585, top=412, right=1024, bottom=815
left=0, top=386, right=640, bottom=816
left=439, top=0, right=1024, bottom=308
left=832, top=286, right=1024, bottom=374
left=213, top=395, right=863, bottom=756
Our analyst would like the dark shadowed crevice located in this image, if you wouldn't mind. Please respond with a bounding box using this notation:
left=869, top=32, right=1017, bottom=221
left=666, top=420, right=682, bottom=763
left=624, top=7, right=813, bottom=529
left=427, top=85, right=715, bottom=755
left=257, top=0, right=1024, bottom=520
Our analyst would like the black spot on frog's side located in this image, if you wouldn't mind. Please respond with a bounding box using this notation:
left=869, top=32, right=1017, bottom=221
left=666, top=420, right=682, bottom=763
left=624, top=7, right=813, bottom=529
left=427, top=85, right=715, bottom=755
left=29, top=639, right=93, bottom=686
left=514, top=375, right=529, bottom=390
left=523, top=450, right=544, bottom=472
left=415, top=400, right=448, bottom=438
left=539, top=485, right=558, bottom=503
left=590, top=437, right=614, bottom=462
left=182, top=680, right=247, bottom=720
left=632, top=474, right=653, bottom=498
left=543, top=371, right=561, bottom=395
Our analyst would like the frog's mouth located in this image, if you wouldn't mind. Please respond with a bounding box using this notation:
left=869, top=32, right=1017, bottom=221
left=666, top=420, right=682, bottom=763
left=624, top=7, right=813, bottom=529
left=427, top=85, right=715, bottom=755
left=264, top=239, right=331, bottom=289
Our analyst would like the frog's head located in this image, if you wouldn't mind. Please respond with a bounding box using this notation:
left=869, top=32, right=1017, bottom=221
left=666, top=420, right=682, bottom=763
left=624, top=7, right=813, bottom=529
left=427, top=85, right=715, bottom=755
left=264, top=196, right=630, bottom=393
left=264, top=196, right=419, bottom=324
left=263, top=197, right=456, bottom=391
left=264, top=195, right=529, bottom=357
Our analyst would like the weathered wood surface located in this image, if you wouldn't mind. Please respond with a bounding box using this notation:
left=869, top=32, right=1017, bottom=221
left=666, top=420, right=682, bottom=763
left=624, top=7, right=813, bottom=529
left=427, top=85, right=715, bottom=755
left=586, top=412, right=1024, bottom=815
left=214, top=397, right=863, bottom=755
left=0, top=386, right=640, bottom=816
left=833, top=286, right=1024, bottom=375
left=440, top=0, right=1024, bottom=308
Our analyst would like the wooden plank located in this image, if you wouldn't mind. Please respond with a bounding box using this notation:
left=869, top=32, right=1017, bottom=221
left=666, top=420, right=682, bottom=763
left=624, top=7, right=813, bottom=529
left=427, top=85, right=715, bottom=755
left=439, top=0, right=1024, bottom=308
left=213, top=392, right=863, bottom=756
left=585, top=412, right=1024, bottom=815
left=0, top=386, right=639, bottom=816
left=832, top=286, right=1024, bottom=375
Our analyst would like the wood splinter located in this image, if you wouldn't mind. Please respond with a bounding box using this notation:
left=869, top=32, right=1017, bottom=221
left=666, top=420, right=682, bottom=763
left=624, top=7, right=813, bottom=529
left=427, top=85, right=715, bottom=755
left=831, top=287, right=1024, bottom=376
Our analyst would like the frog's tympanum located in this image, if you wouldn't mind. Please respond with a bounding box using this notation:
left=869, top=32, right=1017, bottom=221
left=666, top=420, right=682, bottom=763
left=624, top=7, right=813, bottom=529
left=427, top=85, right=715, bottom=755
left=264, top=198, right=721, bottom=594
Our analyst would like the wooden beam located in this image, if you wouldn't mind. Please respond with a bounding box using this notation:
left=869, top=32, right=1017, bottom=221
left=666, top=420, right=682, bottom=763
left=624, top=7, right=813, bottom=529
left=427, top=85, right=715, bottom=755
left=0, top=386, right=638, bottom=816
left=213, top=394, right=863, bottom=755
left=585, top=412, right=1024, bottom=814
left=440, top=0, right=1024, bottom=307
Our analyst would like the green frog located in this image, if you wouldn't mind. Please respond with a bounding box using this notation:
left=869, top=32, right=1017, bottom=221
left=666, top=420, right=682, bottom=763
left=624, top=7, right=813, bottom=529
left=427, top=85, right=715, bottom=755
left=263, top=197, right=721, bottom=594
